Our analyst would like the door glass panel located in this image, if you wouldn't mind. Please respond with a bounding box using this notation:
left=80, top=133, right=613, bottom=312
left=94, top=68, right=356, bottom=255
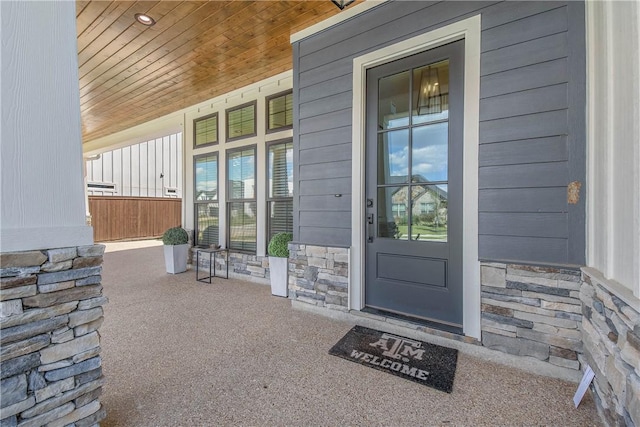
left=412, top=122, right=448, bottom=183
left=411, top=184, right=448, bottom=241
left=377, top=186, right=408, bottom=240
left=413, top=60, right=449, bottom=125
left=378, top=70, right=410, bottom=130
left=377, top=130, right=409, bottom=184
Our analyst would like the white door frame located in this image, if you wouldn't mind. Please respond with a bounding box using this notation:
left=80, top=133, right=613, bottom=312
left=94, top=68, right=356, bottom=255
left=349, top=15, right=482, bottom=339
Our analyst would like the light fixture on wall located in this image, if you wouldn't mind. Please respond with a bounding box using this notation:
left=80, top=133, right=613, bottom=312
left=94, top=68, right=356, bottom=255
left=135, top=13, right=156, bottom=26
left=416, top=66, right=442, bottom=115
left=332, top=0, right=355, bottom=10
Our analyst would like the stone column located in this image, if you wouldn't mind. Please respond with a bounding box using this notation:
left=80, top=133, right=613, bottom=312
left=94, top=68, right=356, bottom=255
left=1, top=246, right=107, bottom=425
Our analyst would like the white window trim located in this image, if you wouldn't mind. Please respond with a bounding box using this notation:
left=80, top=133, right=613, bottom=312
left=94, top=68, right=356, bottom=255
left=183, top=73, right=294, bottom=257
left=350, top=15, right=482, bottom=339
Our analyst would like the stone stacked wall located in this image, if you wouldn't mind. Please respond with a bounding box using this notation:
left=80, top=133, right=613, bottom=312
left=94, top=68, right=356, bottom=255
left=580, top=270, right=640, bottom=427
left=479, top=263, right=583, bottom=369
left=191, top=246, right=350, bottom=292
left=191, top=249, right=270, bottom=284
left=228, top=253, right=269, bottom=283
left=0, top=245, right=107, bottom=426
left=288, top=244, right=349, bottom=309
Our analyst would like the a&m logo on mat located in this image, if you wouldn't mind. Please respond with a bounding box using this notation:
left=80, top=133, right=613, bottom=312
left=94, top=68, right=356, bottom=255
left=369, top=333, right=425, bottom=362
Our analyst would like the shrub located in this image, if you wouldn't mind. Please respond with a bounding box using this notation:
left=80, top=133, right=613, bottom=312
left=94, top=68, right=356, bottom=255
left=162, top=227, right=189, bottom=245
left=267, top=232, right=293, bottom=258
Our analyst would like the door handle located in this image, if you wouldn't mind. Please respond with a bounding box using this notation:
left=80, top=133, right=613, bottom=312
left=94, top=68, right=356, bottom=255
left=367, top=213, right=374, bottom=243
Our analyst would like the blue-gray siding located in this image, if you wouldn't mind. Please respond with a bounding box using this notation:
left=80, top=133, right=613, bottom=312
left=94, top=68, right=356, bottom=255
left=293, top=1, right=585, bottom=265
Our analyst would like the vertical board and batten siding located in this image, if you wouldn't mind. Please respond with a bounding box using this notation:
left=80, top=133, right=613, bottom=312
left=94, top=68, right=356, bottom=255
left=293, top=1, right=585, bottom=265
left=86, top=133, right=183, bottom=198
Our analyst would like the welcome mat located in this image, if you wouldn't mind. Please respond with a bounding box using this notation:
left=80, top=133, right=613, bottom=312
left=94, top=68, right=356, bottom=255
left=329, top=325, right=458, bottom=393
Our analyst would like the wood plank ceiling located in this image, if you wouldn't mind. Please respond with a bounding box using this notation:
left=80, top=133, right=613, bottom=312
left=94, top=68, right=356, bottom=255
left=77, top=1, right=359, bottom=143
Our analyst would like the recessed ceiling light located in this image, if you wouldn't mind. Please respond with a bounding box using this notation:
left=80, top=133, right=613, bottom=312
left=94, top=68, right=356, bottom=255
left=135, top=13, right=155, bottom=26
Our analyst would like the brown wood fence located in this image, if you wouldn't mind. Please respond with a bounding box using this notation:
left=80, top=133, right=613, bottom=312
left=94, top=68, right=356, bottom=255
left=88, top=196, right=182, bottom=242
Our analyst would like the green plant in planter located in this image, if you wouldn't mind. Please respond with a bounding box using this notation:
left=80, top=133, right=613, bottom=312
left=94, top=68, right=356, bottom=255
left=162, top=227, right=189, bottom=245
left=267, top=232, right=293, bottom=258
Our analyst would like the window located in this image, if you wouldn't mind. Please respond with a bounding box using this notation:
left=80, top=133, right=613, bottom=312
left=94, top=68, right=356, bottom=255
left=392, top=203, right=407, bottom=218
left=267, top=140, right=293, bottom=242
left=227, top=146, right=256, bottom=252
left=194, top=113, right=218, bottom=148
left=266, top=90, right=293, bottom=133
left=226, top=101, right=256, bottom=142
left=194, top=153, right=219, bottom=247
left=87, top=181, right=117, bottom=193
left=420, top=202, right=435, bottom=214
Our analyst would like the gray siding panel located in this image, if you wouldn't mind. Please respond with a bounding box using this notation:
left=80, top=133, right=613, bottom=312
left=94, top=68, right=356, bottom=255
left=479, top=188, right=567, bottom=213
left=299, top=92, right=352, bottom=119
left=479, top=163, right=568, bottom=189
left=481, top=6, right=567, bottom=52
left=479, top=136, right=567, bottom=167
left=480, top=59, right=568, bottom=99
left=479, top=110, right=568, bottom=144
left=300, top=211, right=352, bottom=229
left=300, top=195, right=352, bottom=211
left=299, top=60, right=353, bottom=89
left=480, top=1, right=566, bottom=30
left=566, top=1, right=587, bottom=265
left=479, top=235, right=568, bottom=265
left=481, top=33, right=568, bottom=75
left=479, top=84, right=568, bottom=122
left=298, top=160, right=351, bottom=181
left=298, top=2, right=430, bottom=57
left=300, top=145, right=351, bottom=165
left=293, top=1, right=585, bottom=265
left=299, top=109, right=351, bottom=134
left=299, top=1, right=493, bottom=72
left=299, top=75, right=352, bottom=104
left=479, top=213, right=568, bottom=238
left=299, top=127, right=351, bottom=150
left=300, top=227, right=350, bottom=247
left=299, top=177, right=352, bottom=196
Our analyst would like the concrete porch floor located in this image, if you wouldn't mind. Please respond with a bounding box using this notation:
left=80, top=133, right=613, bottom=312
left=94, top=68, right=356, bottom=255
left=100, top=242, right=600, bottom=426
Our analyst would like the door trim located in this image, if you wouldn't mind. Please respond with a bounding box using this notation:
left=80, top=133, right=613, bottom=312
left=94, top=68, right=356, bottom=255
left=350, top=15, right=481, bottom=339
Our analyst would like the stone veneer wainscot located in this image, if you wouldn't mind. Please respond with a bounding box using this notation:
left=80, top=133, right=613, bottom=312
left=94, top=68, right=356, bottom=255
left=192, top=245, right=350, bottom=298
left=191, top=248, right=272, bottom=285
left=0, top=245, right=107, bottom=426
left=288, top=244, right=349, bottom=309
left=480, top=263, right=583, bottom=370
left=580, top=269, right=640, bottom=427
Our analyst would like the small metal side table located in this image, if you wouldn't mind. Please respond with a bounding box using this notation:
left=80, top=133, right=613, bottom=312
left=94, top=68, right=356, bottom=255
left=196, top=248, right=229, bottom=283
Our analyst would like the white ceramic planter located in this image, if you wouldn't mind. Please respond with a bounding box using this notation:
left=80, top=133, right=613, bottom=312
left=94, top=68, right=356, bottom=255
left=164, top=244, right=189, bottom=274
left=269, top=256, right=288, bottom=297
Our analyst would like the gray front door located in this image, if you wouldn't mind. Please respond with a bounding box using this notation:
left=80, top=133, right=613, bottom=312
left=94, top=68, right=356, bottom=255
left=365, top=41, right=464, bottom=330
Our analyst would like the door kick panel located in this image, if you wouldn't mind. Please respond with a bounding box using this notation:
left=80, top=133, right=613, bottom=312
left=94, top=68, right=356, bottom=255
left=377, top=253, right=447, bottom=288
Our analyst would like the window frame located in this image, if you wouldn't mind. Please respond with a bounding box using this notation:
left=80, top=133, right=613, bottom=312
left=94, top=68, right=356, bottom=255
left=193, top=152, right=219, bottom=247
left=265, top=90, right=293, bottom=134
left=266, top=138, right=294, bottom=245
left=193, top=112, right=219, bottom=149
left=226, top=145, right=257, bottom=253
left=226, top=100, right=257, bottom=143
